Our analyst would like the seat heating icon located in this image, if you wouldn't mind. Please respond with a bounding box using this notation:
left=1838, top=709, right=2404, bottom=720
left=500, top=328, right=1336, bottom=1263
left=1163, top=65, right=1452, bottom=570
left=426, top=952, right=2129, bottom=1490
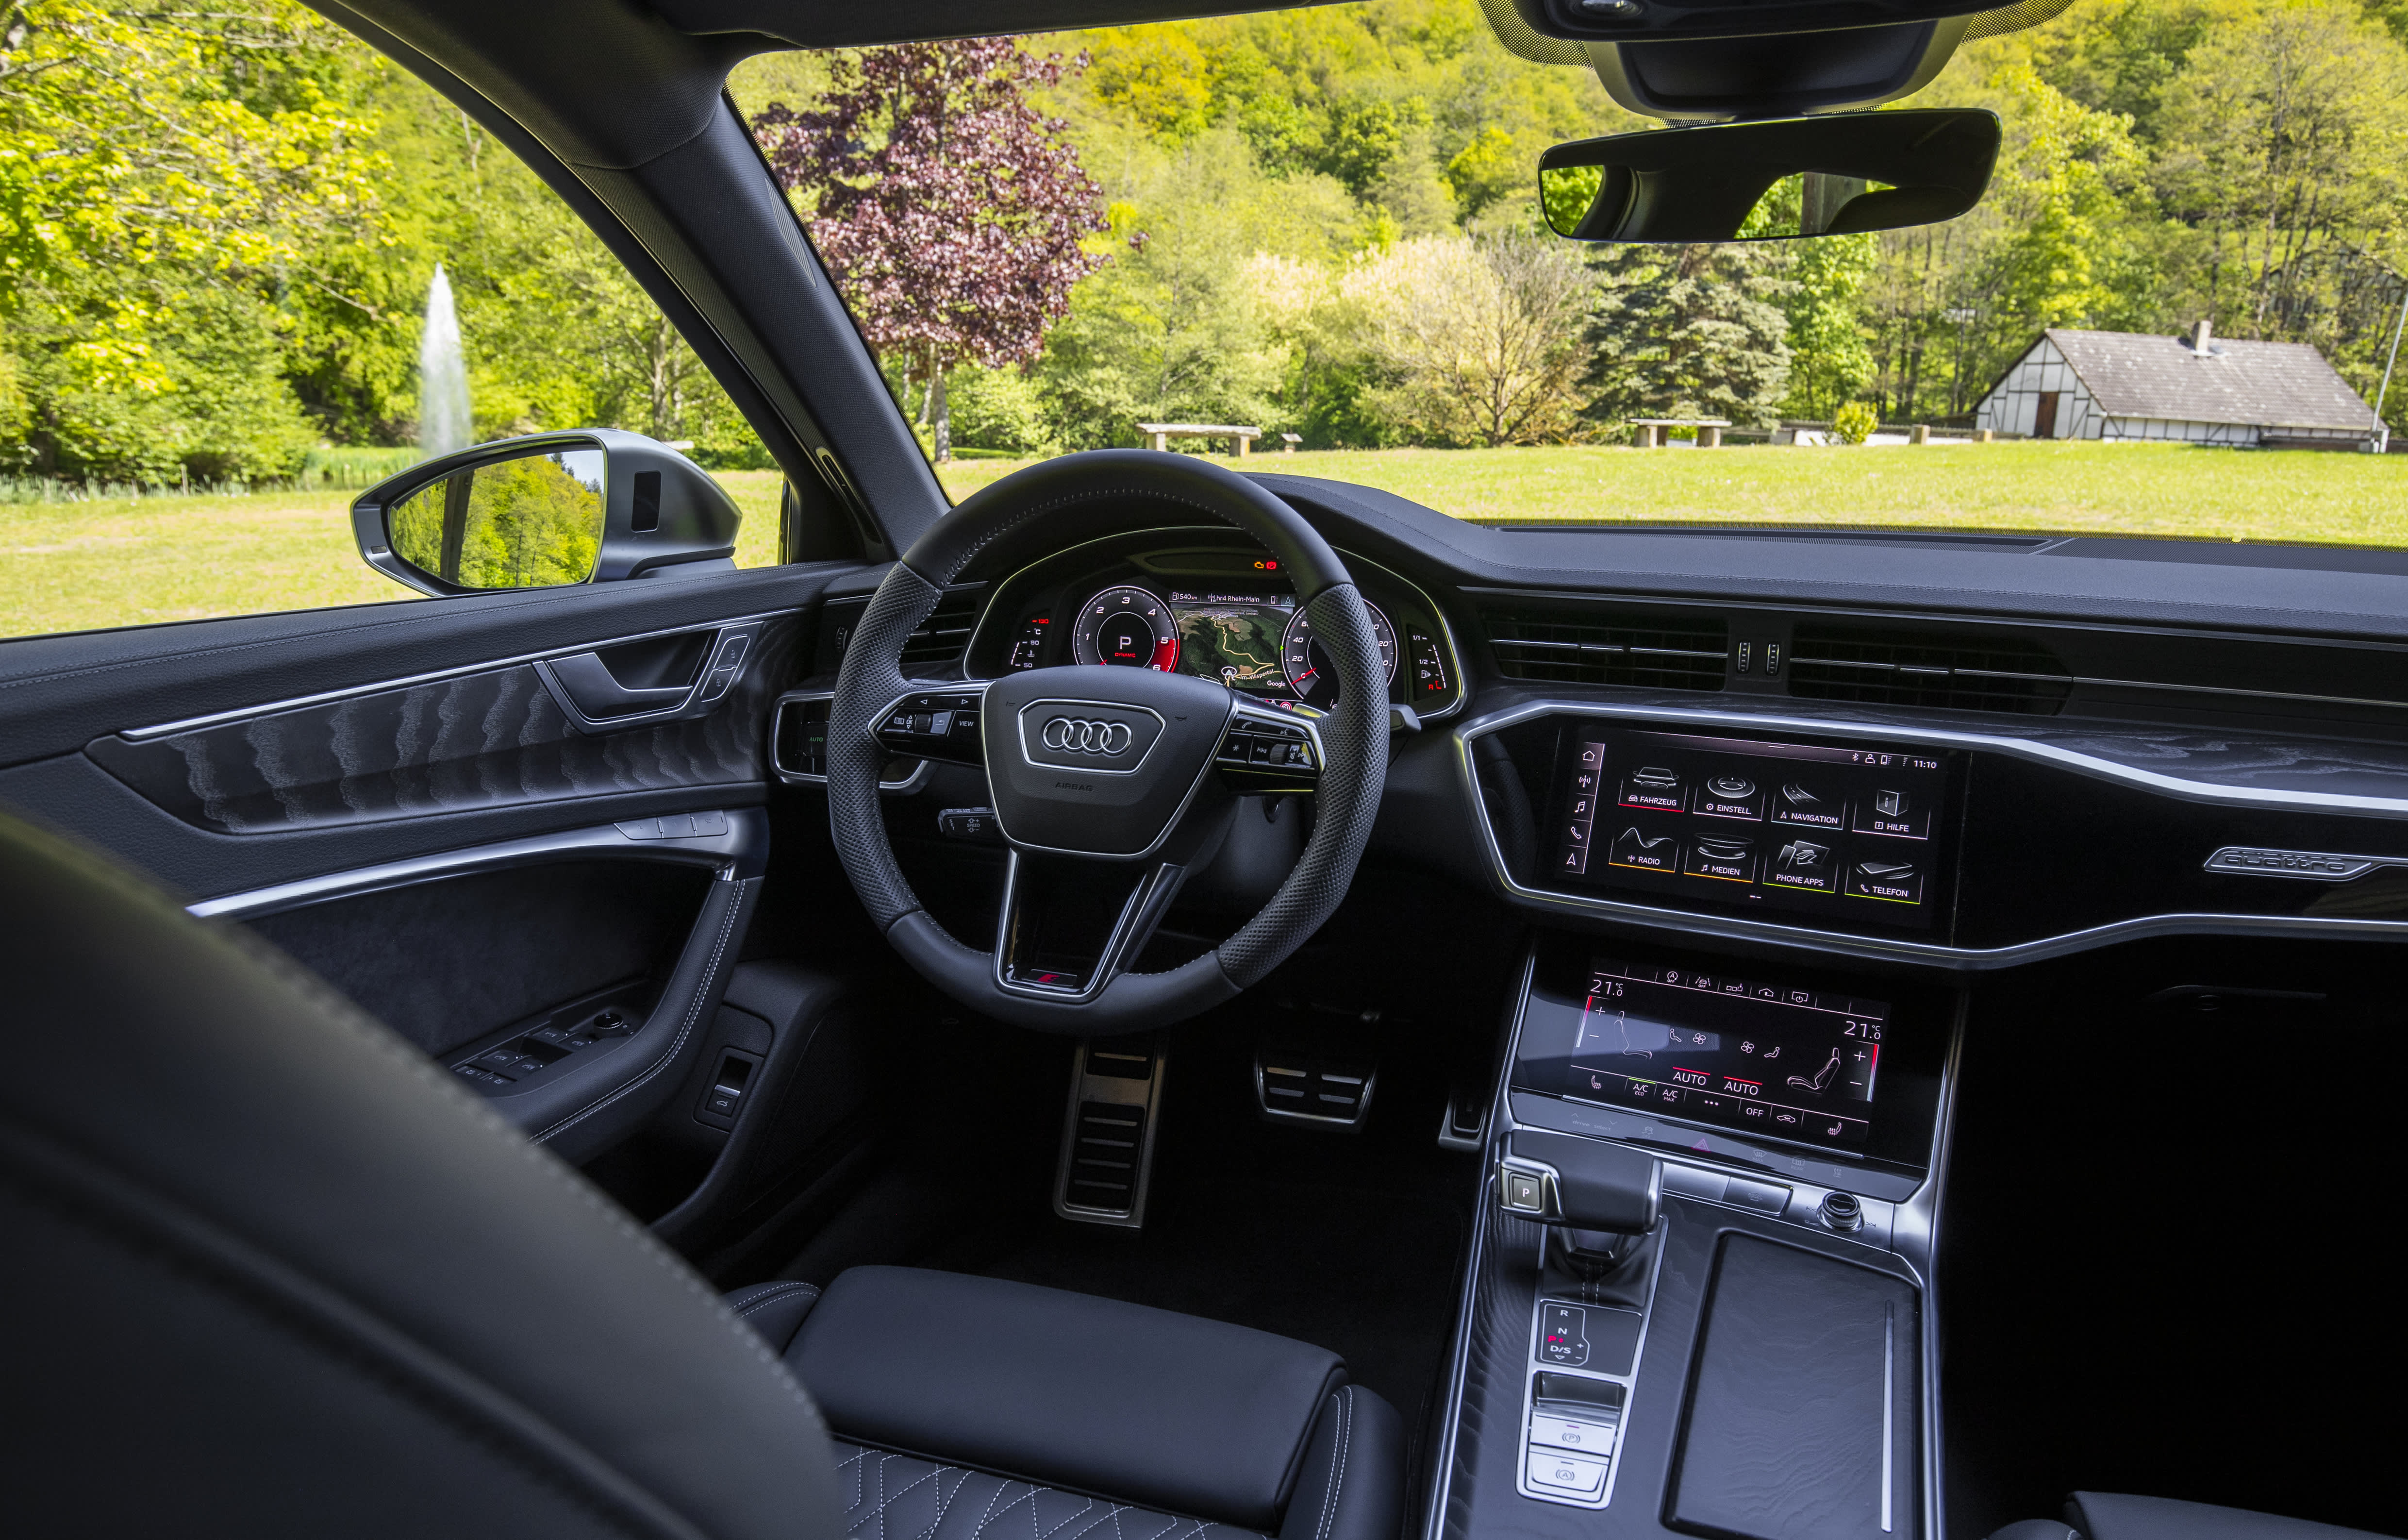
left=1788, top=1048, right=1841, bottom=1093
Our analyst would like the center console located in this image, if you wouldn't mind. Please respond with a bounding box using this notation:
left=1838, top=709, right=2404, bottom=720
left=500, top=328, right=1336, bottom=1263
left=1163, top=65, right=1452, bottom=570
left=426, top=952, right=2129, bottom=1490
left=1428, top=933, right=1957, bottom=1540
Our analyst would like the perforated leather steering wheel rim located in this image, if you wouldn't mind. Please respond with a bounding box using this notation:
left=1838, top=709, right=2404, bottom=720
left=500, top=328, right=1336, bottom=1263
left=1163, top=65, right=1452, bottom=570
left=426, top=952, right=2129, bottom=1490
left=824, top=450, right=1390, bottom=1035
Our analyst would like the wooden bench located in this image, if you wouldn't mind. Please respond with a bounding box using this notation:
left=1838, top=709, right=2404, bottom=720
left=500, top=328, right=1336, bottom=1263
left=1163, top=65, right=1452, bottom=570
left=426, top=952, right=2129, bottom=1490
left=1138, top=422, right=1263, bottom=457
left=1628, top=417, right=1731, bottom=448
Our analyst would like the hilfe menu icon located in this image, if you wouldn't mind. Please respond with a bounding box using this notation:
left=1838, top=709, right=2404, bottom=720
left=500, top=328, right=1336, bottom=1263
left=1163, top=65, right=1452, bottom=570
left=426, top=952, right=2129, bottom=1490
left=1852, top=786, right=1932, bottom=839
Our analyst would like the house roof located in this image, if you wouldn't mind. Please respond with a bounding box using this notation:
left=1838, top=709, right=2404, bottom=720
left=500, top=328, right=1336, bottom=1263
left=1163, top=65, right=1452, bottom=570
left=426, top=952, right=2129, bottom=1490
left=2004, top=329, right=2379, bottom=431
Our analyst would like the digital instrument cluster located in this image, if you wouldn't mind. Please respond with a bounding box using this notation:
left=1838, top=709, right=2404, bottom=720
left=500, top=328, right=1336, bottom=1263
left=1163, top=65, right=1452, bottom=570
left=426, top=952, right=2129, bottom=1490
left=1554, top=726, right=1959, bottom=930
left=1013, top=580, right=1412, bottom=709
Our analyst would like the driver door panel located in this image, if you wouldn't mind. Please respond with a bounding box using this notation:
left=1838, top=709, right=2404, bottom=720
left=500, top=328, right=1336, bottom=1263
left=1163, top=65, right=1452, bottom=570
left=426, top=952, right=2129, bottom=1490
left=0, top=563, right=858, bottom=1170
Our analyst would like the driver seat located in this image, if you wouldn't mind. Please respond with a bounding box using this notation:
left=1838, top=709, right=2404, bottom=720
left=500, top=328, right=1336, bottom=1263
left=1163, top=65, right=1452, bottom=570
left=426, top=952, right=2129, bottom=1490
left=0, top=810, right=1405, bottom=1540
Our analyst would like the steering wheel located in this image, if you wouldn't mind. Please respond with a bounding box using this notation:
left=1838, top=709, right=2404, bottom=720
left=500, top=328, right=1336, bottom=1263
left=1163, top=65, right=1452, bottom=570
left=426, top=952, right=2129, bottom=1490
left=826, top=450, right=1391, bottom=1034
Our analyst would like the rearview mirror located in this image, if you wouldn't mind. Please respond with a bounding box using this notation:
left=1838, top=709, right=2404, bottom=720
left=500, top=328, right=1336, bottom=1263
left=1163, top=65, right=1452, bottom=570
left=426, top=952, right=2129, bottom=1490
left=1539, top=109, right=1998, bottom=244
left=353, top=430, right=742, bottom=598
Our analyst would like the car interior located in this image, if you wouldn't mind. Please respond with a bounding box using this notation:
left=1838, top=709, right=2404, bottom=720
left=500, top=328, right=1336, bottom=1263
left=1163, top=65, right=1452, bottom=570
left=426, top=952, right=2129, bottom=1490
left=3, top=2, right=2403, bottom=1540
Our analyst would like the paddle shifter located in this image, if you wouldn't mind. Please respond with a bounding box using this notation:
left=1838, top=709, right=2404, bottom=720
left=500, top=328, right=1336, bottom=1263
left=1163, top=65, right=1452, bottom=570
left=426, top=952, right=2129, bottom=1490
left=1497, top=1128, right=1662, bottom=1292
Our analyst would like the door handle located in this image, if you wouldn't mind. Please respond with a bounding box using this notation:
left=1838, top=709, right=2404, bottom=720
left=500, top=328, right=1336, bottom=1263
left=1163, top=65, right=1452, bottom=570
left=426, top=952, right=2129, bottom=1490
left=545, top=651, right=694, bottom=718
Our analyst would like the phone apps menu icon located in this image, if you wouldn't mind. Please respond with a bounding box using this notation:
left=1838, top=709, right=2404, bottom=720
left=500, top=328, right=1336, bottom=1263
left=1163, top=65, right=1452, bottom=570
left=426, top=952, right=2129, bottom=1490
left=1765, top=837, right=1838, bottom=893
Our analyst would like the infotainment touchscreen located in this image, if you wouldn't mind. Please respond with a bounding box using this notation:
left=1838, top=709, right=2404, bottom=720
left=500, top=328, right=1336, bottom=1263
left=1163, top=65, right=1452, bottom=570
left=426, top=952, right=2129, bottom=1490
left=1551, top=726, right=1956, bottom=930
left=1555, top=959, right=1888, bottom=1150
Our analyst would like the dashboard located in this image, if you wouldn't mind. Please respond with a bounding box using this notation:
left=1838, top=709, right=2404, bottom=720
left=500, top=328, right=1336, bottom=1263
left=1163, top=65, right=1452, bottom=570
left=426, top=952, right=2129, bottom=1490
left=795, top=486, right=2408, bottom=977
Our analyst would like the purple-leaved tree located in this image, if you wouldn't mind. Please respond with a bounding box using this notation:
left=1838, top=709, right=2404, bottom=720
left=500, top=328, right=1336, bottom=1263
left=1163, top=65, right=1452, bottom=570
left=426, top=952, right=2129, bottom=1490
left=755, top=40, right=1107, bottom=461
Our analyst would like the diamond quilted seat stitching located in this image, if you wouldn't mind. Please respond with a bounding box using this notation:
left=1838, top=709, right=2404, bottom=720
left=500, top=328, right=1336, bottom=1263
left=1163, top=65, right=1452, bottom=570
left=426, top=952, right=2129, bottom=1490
left=834, top=1444, right=1262, bottom=1540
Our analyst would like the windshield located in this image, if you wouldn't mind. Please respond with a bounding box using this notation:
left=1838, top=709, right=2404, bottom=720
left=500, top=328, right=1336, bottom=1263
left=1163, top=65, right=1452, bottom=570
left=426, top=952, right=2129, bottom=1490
left=733, top=0, right=2408, bottom=549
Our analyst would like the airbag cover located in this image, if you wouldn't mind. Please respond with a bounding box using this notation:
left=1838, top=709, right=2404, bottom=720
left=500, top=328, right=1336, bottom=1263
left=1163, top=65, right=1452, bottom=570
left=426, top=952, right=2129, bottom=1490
left=981, top=666, right=1234, bottom=857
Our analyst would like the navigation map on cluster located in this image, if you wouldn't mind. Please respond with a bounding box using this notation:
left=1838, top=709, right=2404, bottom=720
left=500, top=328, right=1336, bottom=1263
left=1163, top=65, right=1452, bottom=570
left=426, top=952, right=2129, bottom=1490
left=1169, top=590, right=1293, bottom=694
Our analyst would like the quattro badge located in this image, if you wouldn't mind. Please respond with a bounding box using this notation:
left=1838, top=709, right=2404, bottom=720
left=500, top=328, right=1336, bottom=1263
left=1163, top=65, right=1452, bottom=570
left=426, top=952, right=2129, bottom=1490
left=2203, top=846, right=2403, bottom=882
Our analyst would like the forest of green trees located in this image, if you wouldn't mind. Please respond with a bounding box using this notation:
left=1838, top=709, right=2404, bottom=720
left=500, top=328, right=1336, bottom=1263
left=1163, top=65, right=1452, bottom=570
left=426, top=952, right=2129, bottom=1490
left=6, top=0, right=2408, bottom=485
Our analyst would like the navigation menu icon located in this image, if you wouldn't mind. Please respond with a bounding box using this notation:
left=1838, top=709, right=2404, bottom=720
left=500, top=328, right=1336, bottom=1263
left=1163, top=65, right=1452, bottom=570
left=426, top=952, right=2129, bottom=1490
left=1771, top=778, right=1845, bottom=829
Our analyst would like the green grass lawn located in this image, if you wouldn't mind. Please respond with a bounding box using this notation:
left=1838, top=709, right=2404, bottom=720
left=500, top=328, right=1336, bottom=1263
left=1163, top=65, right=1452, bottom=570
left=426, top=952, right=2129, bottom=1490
left=5, top=445, right=2404, bottom=641
left=938, top=441, right=2408, bottom=545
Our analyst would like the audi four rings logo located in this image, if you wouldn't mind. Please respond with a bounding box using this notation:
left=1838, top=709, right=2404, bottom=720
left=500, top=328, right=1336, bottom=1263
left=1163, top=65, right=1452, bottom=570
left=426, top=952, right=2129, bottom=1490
left=1040, top=717, right=1133, bottom=755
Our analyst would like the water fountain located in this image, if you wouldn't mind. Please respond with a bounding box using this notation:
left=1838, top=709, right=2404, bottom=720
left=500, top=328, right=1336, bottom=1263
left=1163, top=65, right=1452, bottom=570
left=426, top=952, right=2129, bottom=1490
left=417, top=264, right=471, bottom=457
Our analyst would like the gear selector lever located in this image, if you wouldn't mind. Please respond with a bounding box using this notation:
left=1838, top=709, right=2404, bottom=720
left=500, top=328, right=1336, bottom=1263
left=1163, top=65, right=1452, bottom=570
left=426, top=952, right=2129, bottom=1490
left=1496, top=1129, right=1664, bottom=1291
left=1495, top=1128, right=1662, bottom=1236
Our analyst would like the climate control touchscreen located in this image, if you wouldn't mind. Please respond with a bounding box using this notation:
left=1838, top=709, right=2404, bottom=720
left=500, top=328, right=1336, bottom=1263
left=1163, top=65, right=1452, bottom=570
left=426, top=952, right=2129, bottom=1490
left=1554, top=727, right=1954, bottom=930
left=1561, top=959, right=1889, bottom=1151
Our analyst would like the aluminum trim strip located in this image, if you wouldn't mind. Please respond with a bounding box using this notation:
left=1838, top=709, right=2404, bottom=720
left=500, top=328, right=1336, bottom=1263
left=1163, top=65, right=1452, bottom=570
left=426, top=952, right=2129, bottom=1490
left=123, top=608, right=800, bottom=741
left=1452, top=698, right=2408, bottom=970
left=187, top=810, right=765, bottom=921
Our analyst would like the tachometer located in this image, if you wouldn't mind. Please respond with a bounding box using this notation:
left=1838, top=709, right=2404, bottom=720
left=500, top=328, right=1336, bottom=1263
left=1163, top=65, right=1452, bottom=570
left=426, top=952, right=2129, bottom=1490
left=1279, top=601, right=1397, bottom=708
left=1072, top=585, right=1180, bottom=670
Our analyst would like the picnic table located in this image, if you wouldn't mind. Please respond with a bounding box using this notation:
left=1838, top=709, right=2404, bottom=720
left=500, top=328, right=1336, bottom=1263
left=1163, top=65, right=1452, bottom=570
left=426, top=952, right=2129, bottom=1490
left=1628, top=417, right=1731, bottom=448
left=1138, top=422, right=1263, bottom=456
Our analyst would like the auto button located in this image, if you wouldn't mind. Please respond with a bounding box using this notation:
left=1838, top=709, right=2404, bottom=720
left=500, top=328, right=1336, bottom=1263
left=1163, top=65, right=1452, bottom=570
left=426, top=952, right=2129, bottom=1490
left=1526, top=1447, right=1608, bottom=1496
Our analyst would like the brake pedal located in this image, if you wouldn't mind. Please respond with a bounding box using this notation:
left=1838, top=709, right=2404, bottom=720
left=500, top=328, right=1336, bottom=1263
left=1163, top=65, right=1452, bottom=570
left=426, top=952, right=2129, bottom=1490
left=1053, top=1035, right=1165, bottom=1228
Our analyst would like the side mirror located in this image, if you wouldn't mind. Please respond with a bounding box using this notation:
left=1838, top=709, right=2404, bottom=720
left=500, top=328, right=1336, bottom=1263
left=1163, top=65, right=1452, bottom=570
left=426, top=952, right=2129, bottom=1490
left=352, top=429, right=741, bottom=598
left=1539, top=109, right=1999, bottom=244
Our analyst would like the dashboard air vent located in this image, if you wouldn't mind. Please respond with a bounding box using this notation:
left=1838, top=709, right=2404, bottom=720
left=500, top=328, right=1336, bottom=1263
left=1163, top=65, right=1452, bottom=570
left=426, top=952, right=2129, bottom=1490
left=898, top=588, right=982, bottom=673
left=1787, top=623, right=2072, bottom=716
left=1481, top=607, right=1728, bottom=690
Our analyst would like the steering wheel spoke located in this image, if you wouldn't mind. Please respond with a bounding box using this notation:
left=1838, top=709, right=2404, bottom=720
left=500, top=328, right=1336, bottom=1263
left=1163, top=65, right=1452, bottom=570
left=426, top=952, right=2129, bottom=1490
left=995, top=852, right=1188, bottom=1001
left=871, top=685, right=989, bottom=768
left=1213, top=700, right=1324, bottom=794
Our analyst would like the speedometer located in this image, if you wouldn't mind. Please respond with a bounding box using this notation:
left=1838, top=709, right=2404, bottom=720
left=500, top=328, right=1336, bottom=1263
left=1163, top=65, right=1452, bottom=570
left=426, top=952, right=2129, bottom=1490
left=1279, top=602, right=1397, bottom=708
left=1072, top=585, right=1180, bottom=670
